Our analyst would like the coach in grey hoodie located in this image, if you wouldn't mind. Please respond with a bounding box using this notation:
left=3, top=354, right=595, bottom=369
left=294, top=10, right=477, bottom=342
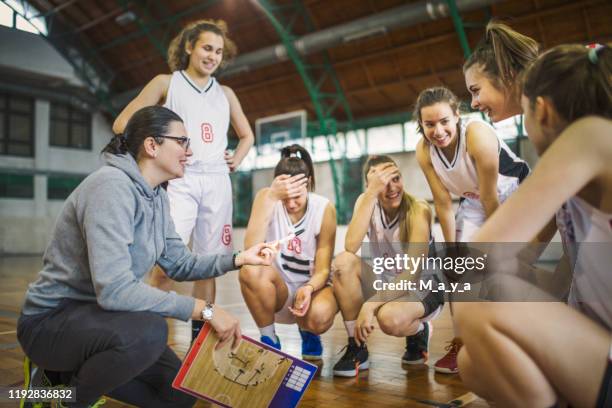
left=16, top=106, right=271, bottom=408
left=22, top=151, right=230, bottom=322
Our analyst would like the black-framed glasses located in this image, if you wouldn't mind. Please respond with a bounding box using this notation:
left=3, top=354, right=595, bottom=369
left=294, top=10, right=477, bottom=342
left=156, top=135, right=190, bottom=151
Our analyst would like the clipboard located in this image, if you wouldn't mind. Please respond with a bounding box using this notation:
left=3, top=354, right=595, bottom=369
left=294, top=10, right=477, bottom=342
left=173, top=322, right=318, bottom=407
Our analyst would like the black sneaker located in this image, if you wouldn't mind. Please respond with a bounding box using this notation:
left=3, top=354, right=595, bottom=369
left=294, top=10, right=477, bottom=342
left=402, top=321, right=431, bottom=364
left=332, top=337, right=369, bottom=377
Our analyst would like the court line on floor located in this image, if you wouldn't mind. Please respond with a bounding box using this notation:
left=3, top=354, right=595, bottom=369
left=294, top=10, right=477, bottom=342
left=0, top=342, right=19, bottom=350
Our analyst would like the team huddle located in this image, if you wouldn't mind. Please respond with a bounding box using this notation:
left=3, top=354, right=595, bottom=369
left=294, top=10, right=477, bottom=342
left=18, top=18, right=611, bottom=408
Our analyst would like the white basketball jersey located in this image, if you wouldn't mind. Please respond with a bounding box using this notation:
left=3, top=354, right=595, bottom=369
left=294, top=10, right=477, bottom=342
left=558, top=196, right=612, bottom=330
left=429, top=119, right=530, bottom=200
left=164, top=71, right=229, bottom=171
left=266, top=193, right=329, bottom=284
left=367, top=201, right=433, bottom=278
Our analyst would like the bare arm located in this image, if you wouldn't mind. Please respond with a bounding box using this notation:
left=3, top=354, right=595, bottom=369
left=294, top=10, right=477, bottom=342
left=308, top=203, right=337, bottom=290
left=416, top=139, right=455, bottom=242
left=222, top=86, right=254, bottom=172
left=474, top=117, right=612, bottom=244
left=112, top=75, right=170, bottom=134
left=244, top=188, right=277, bottom=248
left=344, top=193, right=376, bottom=253
left=466, top=121, right=501, bottom=218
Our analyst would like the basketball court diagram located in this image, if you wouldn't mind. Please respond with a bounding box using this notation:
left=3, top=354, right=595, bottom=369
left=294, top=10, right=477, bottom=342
left=173, top=323, right=317, bottom=407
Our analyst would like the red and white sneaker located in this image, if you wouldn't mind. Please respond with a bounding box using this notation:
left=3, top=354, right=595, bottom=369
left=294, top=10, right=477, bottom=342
left=434, top=338, right=462, bottom=374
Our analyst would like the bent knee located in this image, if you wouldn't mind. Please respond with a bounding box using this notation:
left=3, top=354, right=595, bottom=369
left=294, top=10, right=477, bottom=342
left=332, top=252, right=360, bottom=281
left=116, top=312, right=168, bottom=358
left=239, top=265, right=263, bottom=285
left=376, top=310, right=405, bottom=336
left=302, top=307, right=335, bottom=334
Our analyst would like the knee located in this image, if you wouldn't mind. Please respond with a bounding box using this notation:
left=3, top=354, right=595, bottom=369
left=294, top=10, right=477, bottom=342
left=116, top=313, right=168, bottom=361
left=332, top=252, right=360, bottom=283
left=453, top=302, right=493, bottom=336
left=377, top=307, right=411, bottom=337
left=302, top=305, right=335, bottom=334
left=239, top=265, right=263, bottom=287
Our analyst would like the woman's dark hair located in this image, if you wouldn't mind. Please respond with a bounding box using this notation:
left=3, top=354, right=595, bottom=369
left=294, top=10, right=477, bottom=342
left=523, top=44, right=611, bottom=123
left=274, top=144, right=315, bottom=191
left=413, top=87, right=462, bottom=136
left=464, top=21, right=539, bottom=90
left=103, top=106, right=183, bottom=159
left=167, top=19, right=237, bottom=72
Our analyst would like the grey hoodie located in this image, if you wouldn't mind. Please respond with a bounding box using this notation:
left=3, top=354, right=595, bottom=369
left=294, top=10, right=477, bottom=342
left=22, top=153, right=234, bottom=321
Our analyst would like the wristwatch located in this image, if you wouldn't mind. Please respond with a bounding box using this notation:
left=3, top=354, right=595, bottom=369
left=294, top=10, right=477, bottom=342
left=201, top=303, right=214, bottom=321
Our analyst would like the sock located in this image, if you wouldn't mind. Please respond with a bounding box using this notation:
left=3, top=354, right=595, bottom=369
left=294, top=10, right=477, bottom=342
left=416, top=322, right=424, bottom=333
left=259, top=324, right=278, bottom=342
left=344, top=320, right=356, bottom=338
left=192, top=320, right=204, bottom=341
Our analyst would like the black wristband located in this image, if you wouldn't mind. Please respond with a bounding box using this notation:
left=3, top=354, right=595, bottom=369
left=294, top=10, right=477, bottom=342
left=232, top=252, right=239, bottom=269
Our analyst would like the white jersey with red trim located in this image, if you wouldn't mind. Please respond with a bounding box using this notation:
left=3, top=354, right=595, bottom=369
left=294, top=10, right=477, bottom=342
left=265, top=193, right=329, bottom=285
left=164, top=71, right=229, bottom=171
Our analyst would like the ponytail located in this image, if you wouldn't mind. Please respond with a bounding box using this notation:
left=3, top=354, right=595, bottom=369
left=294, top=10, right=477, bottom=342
left=464, top=21, right=539, bottom=89
left=523, top=44, right=611, bottom=123
left=103, top=134, right=129, bottom=155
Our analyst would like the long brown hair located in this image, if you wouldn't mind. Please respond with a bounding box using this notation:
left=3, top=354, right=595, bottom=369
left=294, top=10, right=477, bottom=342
left=523, top=44, right=611, bottom=123
left=167, top=19, right=237, bottom=72
left=363, top=155, right=429, bottom=243
left=464, top=21, right=539, bottom=91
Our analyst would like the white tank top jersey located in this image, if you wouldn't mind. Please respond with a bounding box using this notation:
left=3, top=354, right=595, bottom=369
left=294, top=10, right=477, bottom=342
left=429, top=119, right=530, bottom=200
left=266, top=193, right=330, bottom=284
left=164, top=71, right=230, bottom=172
left=367, top=200, right=433, bottom=277
left=558, top=196, right=612, bottom=330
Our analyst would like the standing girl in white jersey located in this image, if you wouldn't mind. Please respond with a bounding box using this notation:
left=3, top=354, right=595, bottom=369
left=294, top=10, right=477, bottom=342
left=112, top=20, right=254, bottom=341
left=415, top=86, right=530, bottom=374
left=331, top=155, right=443, bottom=377
left=240, top=145, right=338, bottom=360
left=454, top=44, right=612, bottom=408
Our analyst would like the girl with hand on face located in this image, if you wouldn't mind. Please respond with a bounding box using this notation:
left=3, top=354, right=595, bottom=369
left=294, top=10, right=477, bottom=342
left=415, top=86, right=530, bottom=374
left=113, top=20, right=254, bottom=341
left=331, top=155, right=443, bottom=377
left=455, top=44, right=612, bottom=408
left=240, top=145, right=339, bottom=361
left=17, top=106, right=272, bottom=408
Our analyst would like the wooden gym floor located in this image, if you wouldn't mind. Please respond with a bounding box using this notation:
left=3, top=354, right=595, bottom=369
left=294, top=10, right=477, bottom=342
left=0, top=255, right=489, bottom=408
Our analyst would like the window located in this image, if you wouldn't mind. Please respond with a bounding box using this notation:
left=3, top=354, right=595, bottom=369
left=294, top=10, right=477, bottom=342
left=50, top=103, right=92, bottom=149
left=47, top=175, right=84, bottom=200
left=0, top=93, right=34, bottom=157
left=0, top=173, right=34, bottom=198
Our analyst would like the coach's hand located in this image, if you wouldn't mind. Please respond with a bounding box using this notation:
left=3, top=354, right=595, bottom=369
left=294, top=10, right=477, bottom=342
left=210, top=305, right=242, bottom=351
left=236, top=242, right=278, bottom=267
left=192, top=299, right=241, bottom=351
left=268, top=174, right=308, bottom=201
